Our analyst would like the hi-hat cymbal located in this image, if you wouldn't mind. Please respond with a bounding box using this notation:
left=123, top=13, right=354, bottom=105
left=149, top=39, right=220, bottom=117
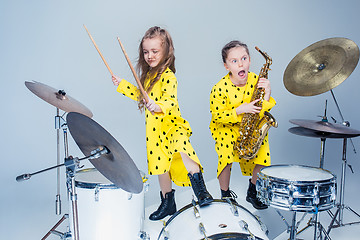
left=25, top=81, right=93, bottom=118
left=290, top=119, right=360, bottom=137
left=284, top=38, right=359, bottom=96
left=67, top=112, right=143, bottom=193
left=289, top=126, right=360, bottom=139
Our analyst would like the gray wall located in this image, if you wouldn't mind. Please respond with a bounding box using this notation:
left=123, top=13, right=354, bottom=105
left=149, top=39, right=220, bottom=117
left=2, top=0, right=360, bottom=239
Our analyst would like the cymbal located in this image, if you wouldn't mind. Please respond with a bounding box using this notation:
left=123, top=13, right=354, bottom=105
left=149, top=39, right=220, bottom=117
left=25, top=81, right=93, bottom=118
left=289, top=126, right=360, bottom=139
left=290, top=119, right=360, bottom=137
left=66, top=112, right=143, bottom=193
left=283, top=38, right=359, bottom=96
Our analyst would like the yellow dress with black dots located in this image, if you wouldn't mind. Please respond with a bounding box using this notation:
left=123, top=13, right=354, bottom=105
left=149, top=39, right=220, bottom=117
left=117, top=68, right=202, bottom=186
left=209, top=72, right=276, bottom=177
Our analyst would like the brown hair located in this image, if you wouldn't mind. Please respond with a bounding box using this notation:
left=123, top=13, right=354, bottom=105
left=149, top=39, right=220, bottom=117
left=136, top=26, right=175, bottom=110
left=221, top=40, right=249, bottom=63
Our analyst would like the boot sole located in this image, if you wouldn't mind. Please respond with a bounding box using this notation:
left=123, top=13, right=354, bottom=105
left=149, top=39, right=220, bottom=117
left=246, top=197, right=268, bottom=210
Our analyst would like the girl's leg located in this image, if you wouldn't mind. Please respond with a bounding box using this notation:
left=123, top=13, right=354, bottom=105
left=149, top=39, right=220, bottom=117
left=158, top=172, right=172, bottom=197
left=180, top=152, right=200, bottom=174
left=218, top=163, right=237, bottom=202
left=180, top=152, right=213, bottom=206
left=218, top=163, right=232, bottom=191
left=246, top=164, right=267, bottom=209
left=251, top=164, right=264, bottom=184
left=149, top=172, right=176, bottom=221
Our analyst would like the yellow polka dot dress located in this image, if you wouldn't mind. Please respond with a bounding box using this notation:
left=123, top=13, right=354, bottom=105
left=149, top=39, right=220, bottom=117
left=209, top=72, right=276, bottom=177
left=117, top=68, right=202, bottom=186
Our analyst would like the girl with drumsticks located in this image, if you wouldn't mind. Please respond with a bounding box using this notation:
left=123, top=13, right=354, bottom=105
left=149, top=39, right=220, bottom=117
left=112, top=26, right=213, bottom=220
left=209, top=40, right=276, bottom=209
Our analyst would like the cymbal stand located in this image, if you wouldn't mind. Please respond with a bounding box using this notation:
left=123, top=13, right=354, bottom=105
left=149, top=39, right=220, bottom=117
left=326, top=89, right=360, bottom=234
left=55, top=108, right=62, bottom=215
left=16, top=147, right=109, bottom=240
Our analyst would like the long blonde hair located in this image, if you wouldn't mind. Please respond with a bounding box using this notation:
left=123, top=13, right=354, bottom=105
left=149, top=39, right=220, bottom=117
left=136, top=26, right=176, bottom=110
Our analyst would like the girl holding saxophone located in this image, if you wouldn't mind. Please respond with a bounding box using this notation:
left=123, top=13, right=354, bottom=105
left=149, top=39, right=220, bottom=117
left=209, top=40, right=276, bottom=209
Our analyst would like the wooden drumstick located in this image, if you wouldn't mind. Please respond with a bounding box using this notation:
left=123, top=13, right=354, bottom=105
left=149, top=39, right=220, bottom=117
left=83, top=25, right=114, bottom=76
left=117, top=37, right=149, bottom=103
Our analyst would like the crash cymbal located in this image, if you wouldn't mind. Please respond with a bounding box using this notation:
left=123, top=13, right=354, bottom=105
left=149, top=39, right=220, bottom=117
left=67, top=112, right=143, bottom=193
left=289, top=126, right=360, bottom=139
left=284, top=38, right=359, bottom=96
left=290, top=119, right=360, bottom=136
left=25, top=81, right=93, bottom=118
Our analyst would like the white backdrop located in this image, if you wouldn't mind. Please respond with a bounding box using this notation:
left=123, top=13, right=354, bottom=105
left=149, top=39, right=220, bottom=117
left=1, top=0, right=360, bottom=239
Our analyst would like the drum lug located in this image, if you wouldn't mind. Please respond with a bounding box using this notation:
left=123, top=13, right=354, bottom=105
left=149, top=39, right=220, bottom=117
left=225, top=198, right=239, bottom=217
left=191, top=198, right=200, bottom=218
left=94, top=186, right=100, bottom=202
left=254, top=214, right=269, bottom=236
left=138, top=231, right=150, bottom=240
left=238, top=220, right=256, bottom=240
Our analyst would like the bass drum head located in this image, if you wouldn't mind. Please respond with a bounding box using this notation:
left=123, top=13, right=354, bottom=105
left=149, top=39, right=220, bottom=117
left=158, top=199, right=268, bottom=240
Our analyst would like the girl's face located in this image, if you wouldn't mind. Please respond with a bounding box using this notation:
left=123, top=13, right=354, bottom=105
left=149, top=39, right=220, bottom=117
left=142, top=36, right=164, bottom=68
left=224, top=46, right=251, bottom=86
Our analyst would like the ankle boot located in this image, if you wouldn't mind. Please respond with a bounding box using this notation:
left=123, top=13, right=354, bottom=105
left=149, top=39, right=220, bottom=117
left=149, top=189, right=176, bottom=221
left=246, top=179, right=268, bottom=210
left=221, top=189, right=238, bottom=204
left=188, top=172, right=213, bottom=206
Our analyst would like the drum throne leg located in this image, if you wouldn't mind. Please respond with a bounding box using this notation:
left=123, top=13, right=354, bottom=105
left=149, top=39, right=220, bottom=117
left=149, top=189, right=177, bottom=221
left=188, top=172, right=213, bottom=206
left=246, top=179, right=268, bottom=210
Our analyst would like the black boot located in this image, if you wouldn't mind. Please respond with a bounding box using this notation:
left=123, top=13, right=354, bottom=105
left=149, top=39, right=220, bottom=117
left=221, top=189, right=238, bottom=204
left=188, top=172, right=213, bottom=206
left=246, top=179, right=268, bottom=210
left=149, top=189, right=176, bottom=221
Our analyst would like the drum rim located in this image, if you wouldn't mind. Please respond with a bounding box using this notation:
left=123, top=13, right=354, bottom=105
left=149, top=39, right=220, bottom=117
left=157, top=199, right=266, bottom=240
left=75, top=168, right=117, bottom=189
left=259, top=164, right=336, bottom=183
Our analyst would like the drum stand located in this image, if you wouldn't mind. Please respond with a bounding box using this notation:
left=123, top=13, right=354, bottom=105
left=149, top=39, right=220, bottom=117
left=326, top=90, right=360, bottom=233
left=16, top=138, right=109, bottom=240
left=326, top=138, right=360, bottom=233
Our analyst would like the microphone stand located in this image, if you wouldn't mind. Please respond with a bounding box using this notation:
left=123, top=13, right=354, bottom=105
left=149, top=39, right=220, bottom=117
left=327, top=89, right=360, bottom=234
left=16, top=147, right=109, bottom=240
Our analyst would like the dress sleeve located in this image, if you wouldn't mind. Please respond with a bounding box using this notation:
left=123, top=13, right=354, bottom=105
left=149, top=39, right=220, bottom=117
left=260, top=96, right=276, bottom=115
left=116, top=79, right=140, bottom=101
left=155, top=72, right=178, bottom=116
left=210, top=85, right=241, bottom=124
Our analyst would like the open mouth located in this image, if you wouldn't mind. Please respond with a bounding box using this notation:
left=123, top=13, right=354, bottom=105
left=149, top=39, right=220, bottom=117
left=238, top=70, right=246, bottom=78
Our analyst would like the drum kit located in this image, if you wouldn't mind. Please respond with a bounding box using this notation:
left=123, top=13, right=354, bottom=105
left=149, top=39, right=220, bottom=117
left=256, top=37, right=360, bottom=240
left=16, top=36, right=360, bottom=240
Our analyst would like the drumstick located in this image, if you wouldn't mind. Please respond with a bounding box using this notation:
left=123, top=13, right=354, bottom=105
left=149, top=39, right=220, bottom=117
left=117, top=37, right=149, bottom=103
left=83, top=25, right=114, bottom=76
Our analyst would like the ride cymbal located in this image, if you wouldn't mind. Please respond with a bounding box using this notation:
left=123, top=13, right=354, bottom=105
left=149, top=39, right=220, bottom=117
left=288, top=126, right=360, bottom=139
left=67, top=112, right=143, bottom=193
left=283, top=38, right=359, bottom=96
left=25, top=80, right=93, bottom=118
left=290, top=119, right=360, bottom=137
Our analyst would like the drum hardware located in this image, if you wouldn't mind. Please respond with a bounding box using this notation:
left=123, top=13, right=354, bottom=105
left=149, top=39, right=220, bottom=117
left=225, top=198, right=239, bottom=217
left=17, top=147, right=109, bottom=240
left=41, top=214, right=71, bottom=240
left=257, top=165, right=337, bottom=240
left=192, top=198, right=200, bottom=218
left=239, top=220, right=256, bottom=240
left=25, top=80, right=93, bottom=217
left=199, top=222, right=209, bottom=240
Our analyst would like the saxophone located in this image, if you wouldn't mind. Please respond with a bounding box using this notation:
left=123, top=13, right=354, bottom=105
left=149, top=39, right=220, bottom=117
left=234, top=47, right=278, bottom=159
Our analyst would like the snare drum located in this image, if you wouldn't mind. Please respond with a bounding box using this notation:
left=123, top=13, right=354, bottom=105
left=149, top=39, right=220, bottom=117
left=257, top=165, right=336, bottom=212
left=71, top=168, right=147, bottom=240
left=158, top=199, right=269, bottom=240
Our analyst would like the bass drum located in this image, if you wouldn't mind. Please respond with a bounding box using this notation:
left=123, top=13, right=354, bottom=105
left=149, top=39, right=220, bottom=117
left=70, top=168, right=148, bottom=240
left=158, top=199, right=269, bottom=240
left=257, top=164, right=336, bottom=212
